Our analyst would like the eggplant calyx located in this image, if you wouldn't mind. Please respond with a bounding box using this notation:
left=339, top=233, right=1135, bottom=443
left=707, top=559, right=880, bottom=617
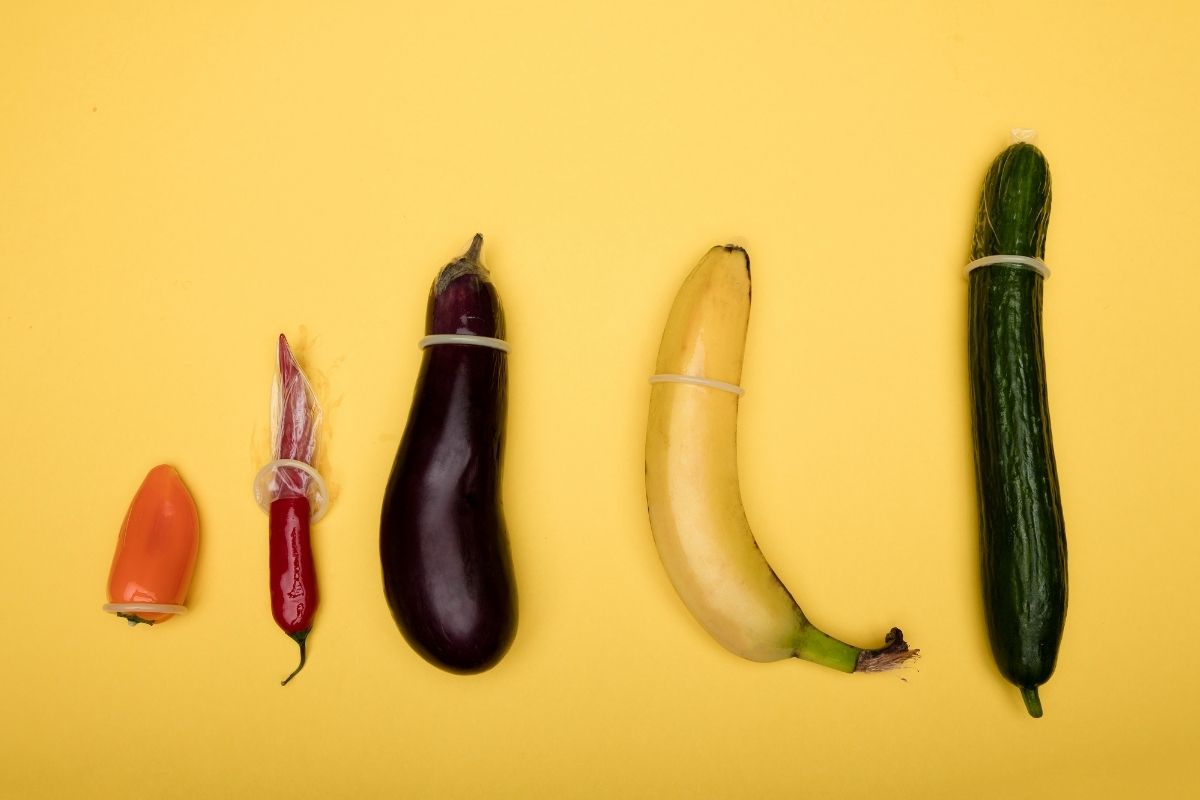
left=435, top=233, right=490, bottom=293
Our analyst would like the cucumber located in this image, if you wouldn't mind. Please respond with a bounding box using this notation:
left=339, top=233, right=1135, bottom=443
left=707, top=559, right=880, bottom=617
left=968, top=142, right=1067, bottom=718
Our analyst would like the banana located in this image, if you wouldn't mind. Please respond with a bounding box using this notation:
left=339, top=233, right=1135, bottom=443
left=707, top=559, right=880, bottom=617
left=645, top=244, right=916, bottom=672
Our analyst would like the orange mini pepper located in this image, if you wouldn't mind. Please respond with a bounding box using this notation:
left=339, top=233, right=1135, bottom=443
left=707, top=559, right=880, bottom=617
left=104, top=465, right=200, bottom=626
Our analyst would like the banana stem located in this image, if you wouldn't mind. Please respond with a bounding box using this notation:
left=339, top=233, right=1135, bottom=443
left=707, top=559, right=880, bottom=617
left=854, top=628, right=918, bottom=672
left=792, top=624, right=861, bottom=673
left=794, top=625, right=918, bottom=673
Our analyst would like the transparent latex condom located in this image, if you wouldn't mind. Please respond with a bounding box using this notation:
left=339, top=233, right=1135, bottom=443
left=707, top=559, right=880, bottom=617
left=253, top=337, right=328, bottom=521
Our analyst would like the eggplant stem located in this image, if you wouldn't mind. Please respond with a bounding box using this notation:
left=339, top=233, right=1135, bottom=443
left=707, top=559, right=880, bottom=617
left=435, top=233, right=490, bottom=293
left=281, top=630, right=310, bottom=686
left=464, top=233, right=484, bottom=263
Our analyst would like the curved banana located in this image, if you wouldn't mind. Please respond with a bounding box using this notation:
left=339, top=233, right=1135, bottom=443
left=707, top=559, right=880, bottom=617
left=645, top=244, right=915, bottom=672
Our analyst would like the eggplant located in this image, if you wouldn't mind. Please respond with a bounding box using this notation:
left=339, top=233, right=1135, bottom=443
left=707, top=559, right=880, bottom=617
left=380, top=234, right=517, bottom=673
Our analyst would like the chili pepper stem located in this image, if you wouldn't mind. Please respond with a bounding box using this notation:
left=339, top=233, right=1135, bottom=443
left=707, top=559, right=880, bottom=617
left=118, top=613, right=154, bottom=627
left=281, top=629, right=310, bottom=686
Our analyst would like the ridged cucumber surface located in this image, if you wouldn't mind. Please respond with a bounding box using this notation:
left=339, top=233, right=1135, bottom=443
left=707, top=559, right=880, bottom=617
left=968, top=142, right=1067, bottom=718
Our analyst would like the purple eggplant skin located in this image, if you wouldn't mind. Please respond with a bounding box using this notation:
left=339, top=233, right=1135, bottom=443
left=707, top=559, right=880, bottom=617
left=380, top=234, right=517, bottom=673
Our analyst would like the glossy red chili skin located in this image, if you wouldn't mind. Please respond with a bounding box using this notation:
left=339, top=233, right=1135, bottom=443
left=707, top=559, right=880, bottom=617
left=269, top=495, right=318, bottom=635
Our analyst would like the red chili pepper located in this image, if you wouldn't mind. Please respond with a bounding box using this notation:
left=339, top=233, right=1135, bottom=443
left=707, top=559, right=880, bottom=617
left=270, top=495, right=317, bottom=684
left=269, top=334, right=321, bottom=685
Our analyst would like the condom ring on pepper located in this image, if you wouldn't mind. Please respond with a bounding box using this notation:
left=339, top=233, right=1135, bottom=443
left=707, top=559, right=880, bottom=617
left=253, top=459, right=330, bottom=523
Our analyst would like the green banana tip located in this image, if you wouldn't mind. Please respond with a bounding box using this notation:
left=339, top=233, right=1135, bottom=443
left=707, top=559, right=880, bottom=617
left=1021, top=686, right=1044, bottom=718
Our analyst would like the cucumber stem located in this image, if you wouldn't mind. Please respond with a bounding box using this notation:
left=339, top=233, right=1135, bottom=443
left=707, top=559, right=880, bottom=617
left=1021, top=686, right=1044, bottom=718
left=281, top=630, right=310, bottom=686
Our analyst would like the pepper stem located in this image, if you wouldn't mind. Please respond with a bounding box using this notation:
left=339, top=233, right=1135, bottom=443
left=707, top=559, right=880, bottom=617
left=1021, top=686, right=1044, bottom=718
left=281, top=629, right=310, bottom=686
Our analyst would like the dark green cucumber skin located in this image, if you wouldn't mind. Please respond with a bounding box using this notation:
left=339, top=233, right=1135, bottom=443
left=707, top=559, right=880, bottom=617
left=968, top=143, right=1067, bottom=703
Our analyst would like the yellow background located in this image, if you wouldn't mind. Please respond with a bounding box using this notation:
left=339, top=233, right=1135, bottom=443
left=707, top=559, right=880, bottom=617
left=2, top=1, right=1198, bottom=797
